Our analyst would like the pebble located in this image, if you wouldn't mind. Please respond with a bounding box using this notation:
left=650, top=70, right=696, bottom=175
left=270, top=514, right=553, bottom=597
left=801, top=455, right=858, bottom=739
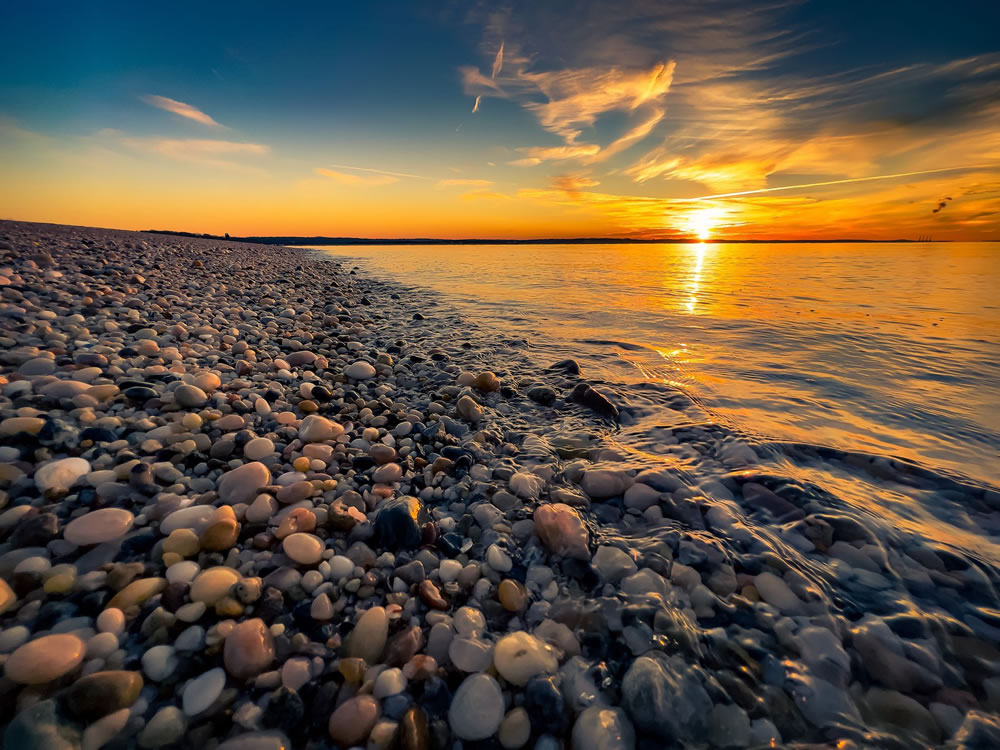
left=283, top=532, right=324, bottom=565
left=347, top=606, right=389, bottom=663
left=139, top=705, right=187, bottom=748
left=298, top=414, right=344, bottom=442
left=191, top=566, right=241, bottom=604
left=244, top=437, right=276, bottom=460
left=500, top=707, right=532, bottom=749
left=449, top=673, right=505, bottom=740
left=143, top=644, right=179, bottom=681
left=183, top=667, right=227, bottom=716
left=64, top=670, right=143, bottom=720
left=572, top=706, right=635, bottom=750
left=218, top=461, right=272, bottom=504
left=345, top=360, right=377, bottom=379
left=35, top=456, right=91, bottom=492
left=328, top=695, right=379, bottom=745
left=224, top=618, right=275, bottom=679
left=534, top=504, right=591, bottom=560
left=4, top=633, right=85, bottom=684
left=63, top=507, right=136, bottom=546
left=494, top=632, right=558, bottom=685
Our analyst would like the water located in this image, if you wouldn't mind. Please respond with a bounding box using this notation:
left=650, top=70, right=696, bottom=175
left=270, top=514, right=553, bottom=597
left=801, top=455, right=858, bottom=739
left=304, top=240, right=1000, bottom=742
left=307, top=240, right=1000, bottom=561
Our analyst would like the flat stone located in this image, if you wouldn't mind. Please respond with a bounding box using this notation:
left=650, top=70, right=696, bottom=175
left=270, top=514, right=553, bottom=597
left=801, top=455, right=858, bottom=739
left=63, top=670, right=143, bottom=721
left=298, top=414, right=344, bottom=442
left=139, top=706, right=186, bottom=748
left=106, top=576, right=167, bottom=610
left=64, top=508, right=134, bottom=546
left=5, top=633, right=85, bottom=684
left=182, top=667, right=226, bottom=716
left=283, top=533, right=324, bottom=565
left=190, top=566, right=241, bottom=604
left=344, top=361, right=376, bottom=380
left=243, top=437, right=275, bottom=461
left=218, top=462, right=271, bottom=504
left=35, top=457, right=91, bottom=493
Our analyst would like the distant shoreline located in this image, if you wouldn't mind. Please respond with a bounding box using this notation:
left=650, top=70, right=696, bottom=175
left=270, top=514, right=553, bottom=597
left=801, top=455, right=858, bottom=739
left=142, top=229, right=950, bottom=245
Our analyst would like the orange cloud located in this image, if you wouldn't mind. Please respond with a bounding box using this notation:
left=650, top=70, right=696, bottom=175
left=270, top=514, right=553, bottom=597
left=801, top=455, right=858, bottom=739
left=314, top=168, right=398, bottom=186
left=437, top=178, right=494, bottom=188
left=142, top=95, right=223, bottom=127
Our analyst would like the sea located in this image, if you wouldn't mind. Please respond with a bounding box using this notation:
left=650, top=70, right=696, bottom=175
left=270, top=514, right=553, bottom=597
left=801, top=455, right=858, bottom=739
left=304, top=241, right=1000, bottom=565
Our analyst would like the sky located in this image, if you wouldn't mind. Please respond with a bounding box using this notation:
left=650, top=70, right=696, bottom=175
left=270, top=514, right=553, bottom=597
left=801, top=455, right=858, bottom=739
left=1, top=0, right=998, bottom=240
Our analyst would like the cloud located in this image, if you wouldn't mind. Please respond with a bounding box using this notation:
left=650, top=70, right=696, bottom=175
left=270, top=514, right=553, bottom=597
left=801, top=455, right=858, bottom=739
left=437, top=178, right=494, bottom=188
left=551, top=174, right=601, bottom=194
left=325, top=163, right=430, bottom=179
left=314, top=168, right=398, bottom=186
left=460, top=190, right=510, bottom=201
left=142, top=95, right=223, bottom=127
left=509, top=144, right=601, bottom=166
left=491, top=41, right=505, bottom=80
left=119, top=136, right=269, bottom=170
left=472, top=96, right=481, bottom=113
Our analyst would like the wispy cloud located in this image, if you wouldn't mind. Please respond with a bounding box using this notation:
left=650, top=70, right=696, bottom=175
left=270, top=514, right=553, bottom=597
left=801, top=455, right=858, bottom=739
left=325, top=164, right=431, bottom=180
left=471, top=42, right=505, bottom=114
left=142, top=95, right=223, bottom=127
left=551, top=174, right=601, bottom=194
left=315, top=168, right=398, bottom=186
left=509, top=144, right=601, bottom=166
left=437, top=178, right=494, bottom=188
left=119, top=136, right=268, bottom=170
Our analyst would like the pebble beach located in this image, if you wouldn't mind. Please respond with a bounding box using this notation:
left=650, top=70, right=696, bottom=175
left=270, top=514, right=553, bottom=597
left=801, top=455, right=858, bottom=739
left=1, top=220, right=999, bottom=750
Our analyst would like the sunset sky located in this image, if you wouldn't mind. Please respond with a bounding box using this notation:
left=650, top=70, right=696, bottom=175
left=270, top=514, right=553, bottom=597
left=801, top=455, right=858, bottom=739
left=1, top=1, right=998, bottom=240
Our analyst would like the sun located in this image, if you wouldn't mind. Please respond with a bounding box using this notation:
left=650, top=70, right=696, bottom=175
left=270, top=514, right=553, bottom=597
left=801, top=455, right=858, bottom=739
left=685, top=208, right=721, bottom=240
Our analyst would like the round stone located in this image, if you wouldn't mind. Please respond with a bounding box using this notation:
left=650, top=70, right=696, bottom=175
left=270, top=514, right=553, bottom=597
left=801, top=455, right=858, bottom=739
left=572, top=706, right=636, bottom=750
left=97, top=608, right=126, bottom=634
left=224, top=618, right=275, bottom=680
left=449, top=673, right=504, bottom=740
left=283, top=533, right=324, bottom=565
left=35, top=457, right=90, bottom=493
left=243, top=437, right=275, bottom=461
left=64, top=508, right=134, bottom=546
left=328, top=695, right=379, bottom=746
left=344, top=361, right=376, bottom=380
left=5, top=634, right=85, bottom=684
left=143, top=645, right=178, bottom=681
left=174, top=384, right=208, bottom=408
left=494, top=632, right=558, bottom=686
left=190, top=566, right=241, bottom=604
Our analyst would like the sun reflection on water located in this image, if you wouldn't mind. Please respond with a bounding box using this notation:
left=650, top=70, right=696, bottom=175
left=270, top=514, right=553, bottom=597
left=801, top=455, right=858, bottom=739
left=685, top=242, right=707, bottom=313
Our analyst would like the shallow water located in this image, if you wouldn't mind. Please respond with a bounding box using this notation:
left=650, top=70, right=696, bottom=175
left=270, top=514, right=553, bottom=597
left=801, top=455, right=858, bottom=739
left=308, top=241, right=1000, bottom=564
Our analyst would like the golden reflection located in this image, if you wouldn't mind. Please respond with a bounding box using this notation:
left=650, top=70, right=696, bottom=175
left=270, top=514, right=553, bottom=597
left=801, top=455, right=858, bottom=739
left=685, top=242, right=707, bottom=312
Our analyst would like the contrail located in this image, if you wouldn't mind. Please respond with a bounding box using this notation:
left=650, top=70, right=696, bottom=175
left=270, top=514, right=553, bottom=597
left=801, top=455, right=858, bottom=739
left=326, top=164, right=432, bottom=180
left=677, top=165, right=994, bottom=201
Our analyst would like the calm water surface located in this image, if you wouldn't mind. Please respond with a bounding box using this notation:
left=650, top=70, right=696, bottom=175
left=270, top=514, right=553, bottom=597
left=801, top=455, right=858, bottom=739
left=306, top=241, right=1000, bottom=560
